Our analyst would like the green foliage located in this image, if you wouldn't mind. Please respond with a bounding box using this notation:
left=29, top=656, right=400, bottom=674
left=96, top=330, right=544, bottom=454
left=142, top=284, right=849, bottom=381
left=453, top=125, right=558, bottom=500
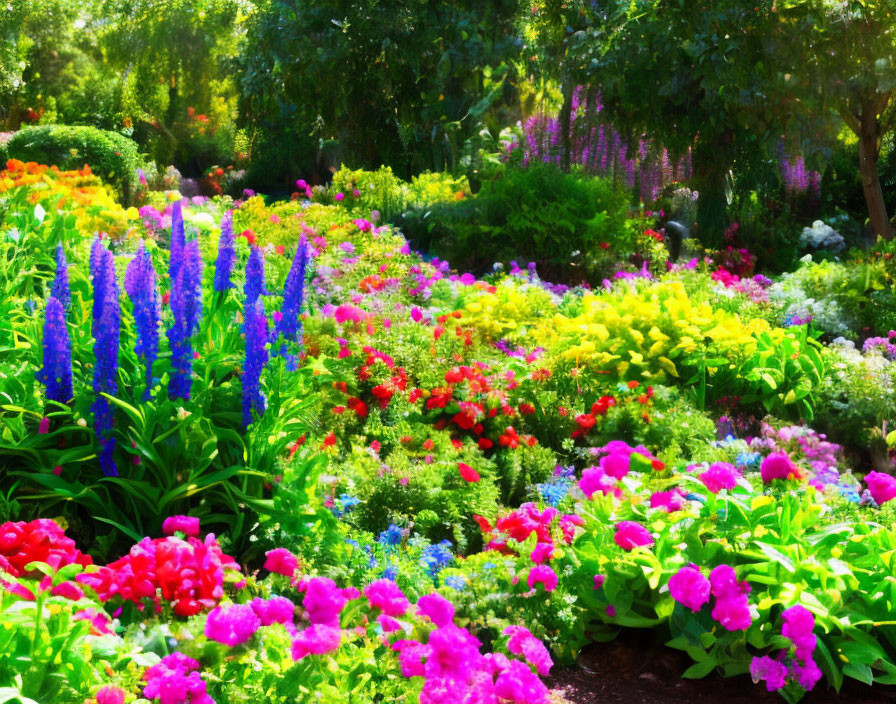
left=7, top=126, right=140, bottom=201
left=236, top=0, right=522, bottom=185
left=406, top=164, right=633, bottom=280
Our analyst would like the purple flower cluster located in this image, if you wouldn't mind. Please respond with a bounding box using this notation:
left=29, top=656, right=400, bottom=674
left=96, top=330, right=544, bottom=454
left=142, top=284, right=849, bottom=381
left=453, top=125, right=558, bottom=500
left=143, top=653, right=214, bottom=704
left=751, top=423, right=842, bottom=489
left=242, top=299, right=269, bottom=427
left=275, top=235, right=308, bottom=343
left=779, top=152, right=821, bottom=209
left=167, top=239, right=203, bottom=400
left=213, top=210, right=236, bottom=292
left=751, top=605, right=822, bottom=692
left=90, top=243, right=120, bottom=477
left=37, top=297, right=73, bottom=405
left=50, top=244, right=70, bottom=311
left=862, top=331, right=896, bottom=360
left=244, top=246, right=268, bottom=310
left=125, top=242, right=160, bottom=401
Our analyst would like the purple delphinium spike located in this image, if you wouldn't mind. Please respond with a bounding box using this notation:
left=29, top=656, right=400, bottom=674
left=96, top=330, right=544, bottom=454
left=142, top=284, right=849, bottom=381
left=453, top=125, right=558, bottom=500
left=275, top=235, right=308, bottom=344
left=125, top=242, right=161, bottom=401
left=214, top=210, right=236, bottom=292
left=167, top=239, right=203, bottom=400
left=50, top=244, right=70, bottom=311
left=37, top=296, right=73, bottom=405
left=242, top=298, right=269, bottom=427
left=169, top=200, right=185, bottom=286
left=91, top=247, right=120, bottom=477
left=244, top=246, right=268, bottom=310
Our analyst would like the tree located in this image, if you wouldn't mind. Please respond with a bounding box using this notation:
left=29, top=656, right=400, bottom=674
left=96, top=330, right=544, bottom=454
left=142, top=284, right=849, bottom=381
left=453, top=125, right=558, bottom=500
left=547, top=0, right=798, bottom=246
left=789, top=1, right=896, bottom=239
left=235, top=0, right=522, bottom=187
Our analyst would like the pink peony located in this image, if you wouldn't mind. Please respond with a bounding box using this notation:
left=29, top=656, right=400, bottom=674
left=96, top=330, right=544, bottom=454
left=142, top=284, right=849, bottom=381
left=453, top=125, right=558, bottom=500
left=527, top=565, right=558, bottom=592
left=264, top=547, right=298, bottom=576
left=291, top=624, right=342, bottom=660
left=96, top=686, right=126, bottom=704
left=364, top=579, right=410, bottom=616
left=865, top=471, right=896, bottom=505
left=698, top=462, right=740, bottom=493
left=250, top=596, right=295, bottom=626
left=613, top=521, right=654, bottom=551
left=300, top=577, right=347, bottom=627
left=416, top=593, right=455, bottom=627
left=204, top=603, right=261, bottom=646
left=760, top=452, right=804, bottom=483
left=162, top=515, right=200, bottom=537
left=668, top=564, right=711, bottom=612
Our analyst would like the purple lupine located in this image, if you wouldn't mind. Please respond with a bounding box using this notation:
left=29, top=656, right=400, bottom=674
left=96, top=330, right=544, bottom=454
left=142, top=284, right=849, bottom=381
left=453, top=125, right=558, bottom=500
left=275, top=235, right=308, bottom=343
left=37, top=296, right=73, bottom=404
left=242, top=298, right=269, bottom=427
left=125, top=242, right=161, bottom=401
left=213, top=210, right=236, bottom=292
left=91, top=247, right=120, bottom=477
left=50, top=244, right=70, bottom=311
left=169, top=200, right=185, bottom=286
left=244, top=246, right=268, bottom=310
left=167, top=239, right=203, bottom=400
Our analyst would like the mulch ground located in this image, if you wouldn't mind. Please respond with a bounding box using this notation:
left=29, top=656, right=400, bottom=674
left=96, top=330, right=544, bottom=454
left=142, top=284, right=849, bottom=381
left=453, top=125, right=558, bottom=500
left=547, top=631, right=896, bottom=704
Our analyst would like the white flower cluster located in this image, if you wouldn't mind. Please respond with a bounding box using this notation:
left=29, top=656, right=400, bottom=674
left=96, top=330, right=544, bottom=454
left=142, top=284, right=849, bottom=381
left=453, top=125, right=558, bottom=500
left=799, top=220, right=845, bottom=252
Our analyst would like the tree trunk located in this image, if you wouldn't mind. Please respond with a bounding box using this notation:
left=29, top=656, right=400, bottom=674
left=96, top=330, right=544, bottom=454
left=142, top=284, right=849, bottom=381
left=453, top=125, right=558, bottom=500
left=857, top=108, right=893, bottom=240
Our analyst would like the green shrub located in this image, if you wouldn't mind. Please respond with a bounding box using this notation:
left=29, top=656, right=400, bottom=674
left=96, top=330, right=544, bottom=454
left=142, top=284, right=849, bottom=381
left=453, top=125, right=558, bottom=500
left=402, top=164, right=633, bottom=281
left=6, top=125, right=140, bottom=201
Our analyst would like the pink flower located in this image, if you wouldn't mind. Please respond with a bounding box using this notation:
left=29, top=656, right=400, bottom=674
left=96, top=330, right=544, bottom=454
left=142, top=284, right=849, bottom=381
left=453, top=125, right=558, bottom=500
left=250, top=596, right=295, bottom=626
left=38, top=416, right=50, bottom=434
left=709, top=565, right=752, bottom=631
left=698, top=462, right=740, bottom=493
left=782, top=604, right=816, bottom=660
left=377, top=614, right=404, bottom=632
left=205, top=603, right=261, bottom=646
left=162, top=515, right=200, bottom=537
left=760, top=452, right=804, bottom=483
left=649, top=489, right=686, bottom=512
left=96, top=686, right=126, bottom=704
left=504, top=626, right=553, bottom=676
left=416, top=593, right=455, bottom=627
left=291, top=624, right=342, bottom=660
left=392, top=639, right=430, bottom=677
left=593, top=574, right=605, bottom=590
left=333, top=304, right=370, bottom=323
left=791, top=657, right=822, bottom=691
left=143, top=653, right=212, bottom=704
left=527, top=565, right=558, bottom=592
left=530, top=542, right=554, bottom=564
left=494, top=660, right=549, bottom=704
left=301, top=577, right=347, bottom=627
left=50, top=581, right=84, bottom=601
left=750, top=655, right=788, bottom=692
left=578, top=466, right=620, bottom=499
left=264, top=547, right=298, bottom=576
left=613, top=521, right=654, bottom=551
left=865, top=471, right=896, bottom=505
left=334, top=192, right=345, bottom=202
left=668, top=564, right=710, bottom=612
left=364, top=579, right=410, bottom=616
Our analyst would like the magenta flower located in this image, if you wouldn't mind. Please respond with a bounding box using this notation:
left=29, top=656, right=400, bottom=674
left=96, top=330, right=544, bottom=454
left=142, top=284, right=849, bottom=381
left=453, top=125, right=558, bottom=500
left=527, top=565, right=558, bottom=592
left=377, top=614, right=404, bottom=633
left=416, top=593, right=455, bottom=627
left=300, top=577, right=347, bottom=627
left=205, top=603, right=261, bottom=646
left=578, top=466, right=620, bottom=499
left=291, top=624, right=342, bottom=660
left=162, top=515, right=200, bottom=537
left=364, top=579, right=410, bottom=616
left=504, top=626, right=553, bottom=676
left=782, top=604, right=816, bottom=660
left=760, top=452, right=802, bottom=483
left=613, top=521, right=654, bottom=551
left=865, top=471, right=896, bottom=505
left=709, top=565, right=752, bottom=631
left=530, top=542, right=555, bottom=564
left=593, top=574, right=605, bottom=590
left=494, top=659, right=549, bottom=704
left=668, top=564, right=711, bottom=612
left=392, top=639, right=430, bottom=677
left=264, top=547, right=298, bottom=576
left=250, top=596, right=295, bottom=626
left=649, top=489, right=686, bottom=512
left=96, top=687, right=126, bottom=704
left=698, top=462, right=740, bottom=493
left=750, top=655, right=788, bottom=692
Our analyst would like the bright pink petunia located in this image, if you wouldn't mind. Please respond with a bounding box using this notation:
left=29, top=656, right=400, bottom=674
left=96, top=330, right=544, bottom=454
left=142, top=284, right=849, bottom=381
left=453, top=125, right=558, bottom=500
left=416, top=593, right=455, bottom=627
left=364, top=579, right=410, bottom=616
left=527, top=565, right=558, bottom=592
left=162, top=515, right=201, bottom=537
left=613, top=521, right=654, bottom=551
left=698, top=462, right=740, bottom=493
left=264, top=547, right=298, bottom=576
left=865, top=471, right=896, bottom=505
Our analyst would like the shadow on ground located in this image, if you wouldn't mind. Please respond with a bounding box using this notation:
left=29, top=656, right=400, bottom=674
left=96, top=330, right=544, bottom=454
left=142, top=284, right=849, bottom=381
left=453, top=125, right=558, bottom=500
left=548, top=631, right=896, bottom=704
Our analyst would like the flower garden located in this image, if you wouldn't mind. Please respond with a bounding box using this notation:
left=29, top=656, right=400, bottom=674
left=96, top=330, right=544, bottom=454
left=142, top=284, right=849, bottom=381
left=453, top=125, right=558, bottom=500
left=5, top=2, right=896, bottom=703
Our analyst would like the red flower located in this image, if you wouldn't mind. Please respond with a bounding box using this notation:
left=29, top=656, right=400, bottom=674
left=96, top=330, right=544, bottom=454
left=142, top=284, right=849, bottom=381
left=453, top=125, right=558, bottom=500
left=458, top=462, right=480, bottom=483
left=323, top=432, right=337, bottom=447
left=519, top=403, right=536, bottom=415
